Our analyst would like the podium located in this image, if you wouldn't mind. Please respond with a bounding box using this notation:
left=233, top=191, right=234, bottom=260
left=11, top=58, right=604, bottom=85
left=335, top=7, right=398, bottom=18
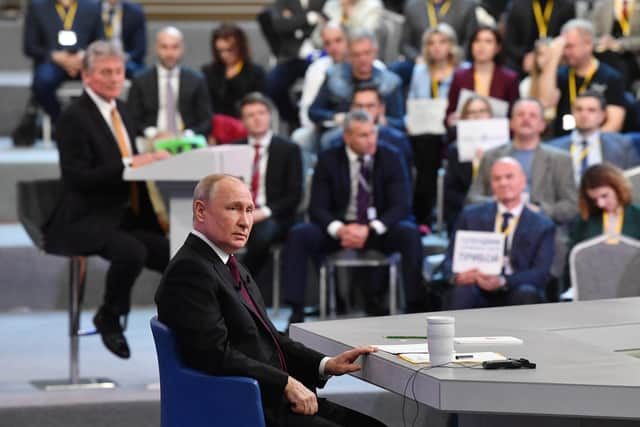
left=124, top=145, right=253, bottom=255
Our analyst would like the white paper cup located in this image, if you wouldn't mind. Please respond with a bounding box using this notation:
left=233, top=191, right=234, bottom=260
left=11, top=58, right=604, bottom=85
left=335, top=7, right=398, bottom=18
left=427, top=316, right=455, bottom=366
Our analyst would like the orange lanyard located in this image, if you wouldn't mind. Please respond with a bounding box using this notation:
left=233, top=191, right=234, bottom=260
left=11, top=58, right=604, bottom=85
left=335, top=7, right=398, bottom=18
left=603, top=209, right=624, bottom=235
left=568, top=60, right=598, bottom=105
left=426, top=0, right=451, bottom=27
left=473, top=69, right=491, bottom=97
left=532, top=0, right=554, bottom=38
left=55, top=1, right=78, bottom=31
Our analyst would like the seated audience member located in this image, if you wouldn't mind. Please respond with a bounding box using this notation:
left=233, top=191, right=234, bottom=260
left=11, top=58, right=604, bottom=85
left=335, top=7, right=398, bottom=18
left=547, top=90, right=640, bottom=185
left=322, top=0, right=382, bottom=34
left=283, top=111, right=424, bottom=324
left=262, top=0, right=325, bottom=129
left=309, top=29, right=404, bottom=132
left=446, top=26, right=520, bottom=126
left=293, top=22, right=350, bottom=167
left=201, top=24, right=266, bottom=119
left=101, top=0, right=146, bottom=77
left=502, top=0, right=575, bottom=76
left=408, top=23, right=460, bottom=227
left=468, top=98, right=578, bottom=225
left=591, top=0, right=640, bottom=91
left=23, top=0, right=104, bottom=122
left=47, top=41, right=170, bottom=359
left=443, top=157, right=555, bottom=309
left=155, top=174, right=387, bottom=427
left=323, top=85, right=413, bottom=174
left=234, top=93, right=303, bottom=283
left=127, top=26, right=211, bottom=141
left=539, top=19, right=626, bottom=136
left=444, top=95, right=493, bottom=235
left=568, top=163, right=640, bottom=260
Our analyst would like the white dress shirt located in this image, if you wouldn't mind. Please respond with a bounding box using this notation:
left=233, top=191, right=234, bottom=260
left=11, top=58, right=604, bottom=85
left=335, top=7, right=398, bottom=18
left=85, top=85, right=134, bottom=166
left=143, top=64, right=185, bottom=139
left=570, top=129, right=604, bottom=185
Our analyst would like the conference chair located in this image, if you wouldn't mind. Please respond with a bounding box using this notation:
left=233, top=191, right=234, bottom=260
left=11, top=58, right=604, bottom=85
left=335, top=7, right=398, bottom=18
left=17, top=179, right=115, bottom=390
left=376, top=10, right=405, bottom=65
left=569, top=234, right=640, bottom=301
left=150, top=317, right=266, bottom=427
left=319, top=249, right=402, bottom=319
left=624, top=165, right=640, bottom=205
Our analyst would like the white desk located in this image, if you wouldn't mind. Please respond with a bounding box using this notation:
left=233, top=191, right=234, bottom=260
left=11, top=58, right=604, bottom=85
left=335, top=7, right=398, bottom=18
left=290, top=298, right=640, bottom=425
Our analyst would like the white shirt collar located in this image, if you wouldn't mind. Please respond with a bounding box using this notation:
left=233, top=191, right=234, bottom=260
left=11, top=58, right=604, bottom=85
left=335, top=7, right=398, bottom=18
left=85, top=86, right=117, bottom=114
left=248, top=130, right=273, bottom=148
left=190, top=229, right=230, bottom=264
left=571, top=129, right=600, bottom=146
left=156, top=63, right=180, bottom=78
left=497, top=200, right=524, bottom=218
left=345, top=145, right=372, bottom=164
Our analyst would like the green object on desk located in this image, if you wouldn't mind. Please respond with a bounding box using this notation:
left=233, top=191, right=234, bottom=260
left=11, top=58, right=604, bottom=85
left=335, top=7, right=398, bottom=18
left=154, top=135, right=207, bottom=154
left=384, top=336, right=427, bottom=339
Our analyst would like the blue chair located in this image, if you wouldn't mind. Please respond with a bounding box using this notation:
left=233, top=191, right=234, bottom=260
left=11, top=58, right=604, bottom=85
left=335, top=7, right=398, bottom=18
left=150, top=317, right=266, bottom=427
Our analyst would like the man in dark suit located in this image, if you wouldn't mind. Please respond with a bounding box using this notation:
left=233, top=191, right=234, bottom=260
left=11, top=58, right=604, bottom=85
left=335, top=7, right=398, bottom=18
left=155, top=174, right=386, bottom=427
left=283, top=110, right=424, bottom=323
left=546, top=90, right=640, bottom=184
left=23, top=0, right=104, bottom=121
left=101, top=0, right=146, bottom=77
left=47, top=41, right=170, bottom=359
left=234, top=93, right=303, bottom=279
left=126, top=26, right=211, bottom=140
left=443, top=157, right=555, bottom=309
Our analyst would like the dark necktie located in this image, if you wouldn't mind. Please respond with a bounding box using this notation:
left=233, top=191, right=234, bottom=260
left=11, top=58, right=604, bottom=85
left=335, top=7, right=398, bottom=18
left=226, top=255, right=288, bottom=372
left=501, top=212, right=513, bottom=256
left=356, top=156, right=371, bottom=224
left=250, top=144, right=261, bottom=205
left=580, top=140, right=589, bottom=178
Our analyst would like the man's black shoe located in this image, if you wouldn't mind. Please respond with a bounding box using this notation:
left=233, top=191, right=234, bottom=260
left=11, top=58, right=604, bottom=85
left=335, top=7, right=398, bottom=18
left=93, top=309, right=130, bottom=359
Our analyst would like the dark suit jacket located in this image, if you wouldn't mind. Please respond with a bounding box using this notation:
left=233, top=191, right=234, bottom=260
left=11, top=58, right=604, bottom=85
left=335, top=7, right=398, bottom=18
left=119, top=1, right=146, bottom=68
left=446, top=65, right=520, bottom=118
left=309, top=144, right=411, bottom=230
left=267, top=0, right=326, bottom=60
left=234, top=136, right=303, bottom=227
left=24, top=0, right=104, bottom=64
left=126, top=66, right=212, bottom=137
left=443, top=143, right=472, bottom=234
left=443, top=202, right=556, bottom=290
left=201, top=61, right=266, bottom=118
left=503, top=0, right=575, bottom=73
left=155, top=233, right=326, bottom=425
left=46, top=91, right=158, bottom=254
left=545, top=132, right=640, bottom=171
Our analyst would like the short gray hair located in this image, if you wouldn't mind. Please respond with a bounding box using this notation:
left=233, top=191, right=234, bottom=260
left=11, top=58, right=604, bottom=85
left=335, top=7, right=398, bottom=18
left=157, top=26, right=184, bottom=42
left=343, top=110, right=373, bottom=132
left=561, top=18, right=594, bottom=40
left=82, top=40, right=124, bottom=71
left=192, top=174, right=244, bottom=221
left=348, top=28, right=378, bottom=50
left=512, top=97, right=545, bottom=119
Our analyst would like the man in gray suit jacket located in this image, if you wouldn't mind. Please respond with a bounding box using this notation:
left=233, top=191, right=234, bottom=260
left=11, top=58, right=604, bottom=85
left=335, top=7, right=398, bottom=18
left=546, top=90, right=640, bottom=185
left=468, top=98, right=577, bottom=224
left=127, top=26, right=211, bottom=139
left=468, top=98, right=577, bottom=283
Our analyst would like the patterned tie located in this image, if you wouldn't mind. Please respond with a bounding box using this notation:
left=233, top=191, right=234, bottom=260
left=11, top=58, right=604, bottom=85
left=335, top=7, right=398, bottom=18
left=165, top=69, right=178, bottom=134
left=501, top=212, right=513, bottom=256
left=227, top=255, right=288, bottom=372
left=356, top=156, right=371, bottom=224
left=250, top=144, right=261, bottom=205
left=580, top=140, right=589, bottom=178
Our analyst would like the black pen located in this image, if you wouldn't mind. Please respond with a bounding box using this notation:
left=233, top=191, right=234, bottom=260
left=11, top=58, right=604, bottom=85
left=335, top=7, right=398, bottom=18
left=455, top=354, right=474, bottom=360
left=384, top=335, right=427, bottom=339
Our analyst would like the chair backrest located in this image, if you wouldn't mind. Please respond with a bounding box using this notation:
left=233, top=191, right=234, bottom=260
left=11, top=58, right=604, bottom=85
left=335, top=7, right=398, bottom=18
left=16, top=179, right=63, bottom=250
left=376, top=9, right=405, bottom=64
left=149, top=317, right=266, bottom=427
left=569, top=234, right=640, bottom=301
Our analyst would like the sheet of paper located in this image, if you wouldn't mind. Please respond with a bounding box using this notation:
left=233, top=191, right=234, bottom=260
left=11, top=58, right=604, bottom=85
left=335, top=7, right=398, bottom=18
left=452, top=230, right=505, bottom=275
left=456, top=118, right=510, bottom=162
left=398, top=352, right=506, bottom=364
left=454, top=336, right=523, bottom=345
left=406, top=98, right=447, bottom=135
left=455, top=88, right=509, bottom=118
left=375, top=343, right=428, bottom=354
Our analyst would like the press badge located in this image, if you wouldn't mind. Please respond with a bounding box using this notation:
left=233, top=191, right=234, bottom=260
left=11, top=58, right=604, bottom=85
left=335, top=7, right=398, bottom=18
left=367, top=206, right=377, bottom=220
left=58, top=30, right=77, bottom=47
left=562, top=114, right=576, bottom=131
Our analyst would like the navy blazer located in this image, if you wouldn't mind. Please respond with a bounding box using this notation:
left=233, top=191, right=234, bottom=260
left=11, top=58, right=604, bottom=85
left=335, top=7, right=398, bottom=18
left=126, top=66, right=212, bottom=137
left=119, top=1, right=146, bottom=67
left=24, top=0, right=104, bottom=64
left=443, top=202, right=555, bottom=290
left=233, top=136, right=303, bottom=226
left=309, top=144, right=412, bottom=230
left=545, top=132, right=640, bottom=171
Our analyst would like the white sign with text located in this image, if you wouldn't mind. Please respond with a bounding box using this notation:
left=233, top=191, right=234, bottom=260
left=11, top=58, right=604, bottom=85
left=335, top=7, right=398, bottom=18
left=452, top=230, right=504, bottom=275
